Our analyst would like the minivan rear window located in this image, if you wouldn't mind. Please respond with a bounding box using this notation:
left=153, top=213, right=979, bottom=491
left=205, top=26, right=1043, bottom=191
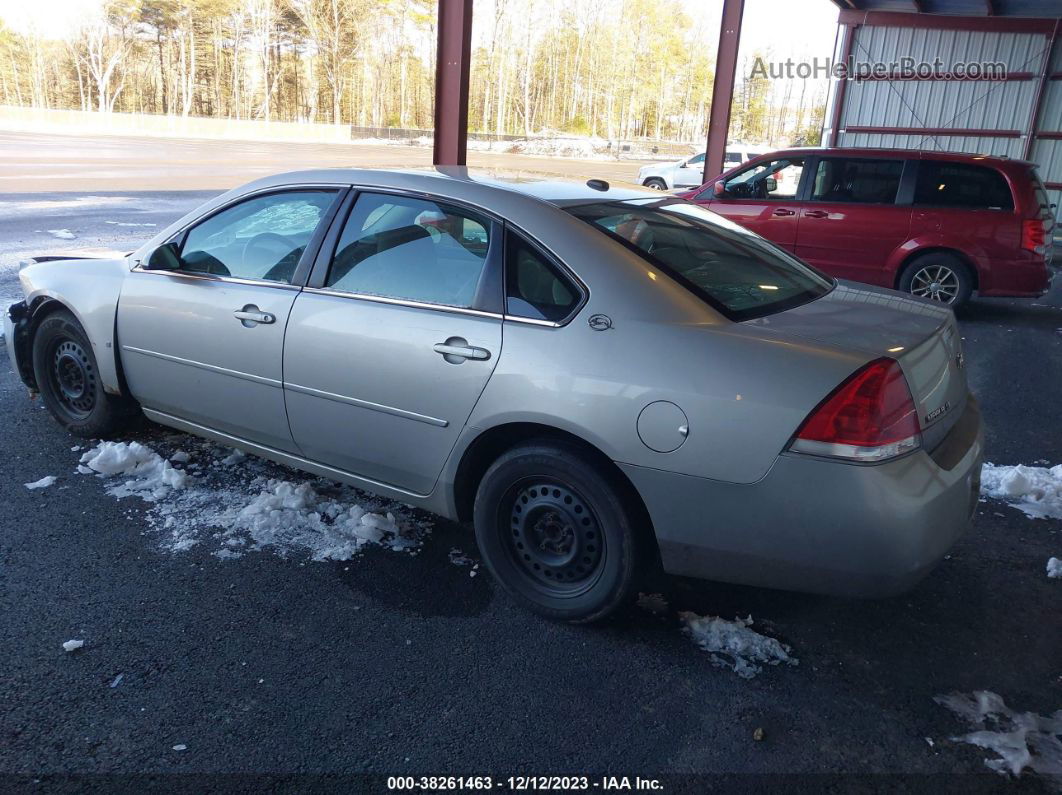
left=568, top=198, right=833, bottom=321
left=914, top=161, right=1014, bottom=210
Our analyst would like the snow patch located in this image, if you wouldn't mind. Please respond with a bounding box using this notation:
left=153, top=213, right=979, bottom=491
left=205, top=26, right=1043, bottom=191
left=981, top=463, right=1062, bottom=520
left=679, top=612, right=797, bottom=679
left=936, top=691, right=1062, bottom=782
left=105, top=220, right=157, bottom=227
left=46, top=229, right=76, bottom=240
left=62, top=639, right=84, bottom=652
left=76, top=438, right=430, bottom=562
left=24, top=476, right=57, bottom=490
left=1048, top=558, right=1062, bottom=579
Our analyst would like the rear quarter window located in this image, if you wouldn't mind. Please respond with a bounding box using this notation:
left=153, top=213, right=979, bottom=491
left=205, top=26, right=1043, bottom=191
left=914, top=161, right=1014, bottom=211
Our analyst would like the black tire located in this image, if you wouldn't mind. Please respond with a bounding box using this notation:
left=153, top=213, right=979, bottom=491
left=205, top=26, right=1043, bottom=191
left=31, top=309, right=138, bottom=438
left=643, top=178, right=668, bottom=191
left=473, top=440, right=644, bottom=623
left=898, top=252, right=973, bottom=308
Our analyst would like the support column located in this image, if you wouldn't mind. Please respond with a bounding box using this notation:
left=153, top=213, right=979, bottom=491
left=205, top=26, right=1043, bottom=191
left=433, top=0, right=474, bottom=166
left=703, top=0, right=745, bottom=182
left=1023, top=19, right=1060, bottom=162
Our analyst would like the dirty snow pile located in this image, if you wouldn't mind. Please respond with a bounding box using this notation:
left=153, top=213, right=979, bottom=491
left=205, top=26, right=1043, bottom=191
left=679, top=612, right=798, bottom=679
left=981, top=462, right=1062, bottom=520
left=76, top=439, right=430, bottom=561
left=936, top=690, right=1062, bottom=783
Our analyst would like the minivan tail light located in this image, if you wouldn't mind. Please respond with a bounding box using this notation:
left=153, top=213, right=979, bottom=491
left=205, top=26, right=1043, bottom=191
left=788, top=359, right=921, bottom=463
left=1022, top=219, right=1047, bottom=255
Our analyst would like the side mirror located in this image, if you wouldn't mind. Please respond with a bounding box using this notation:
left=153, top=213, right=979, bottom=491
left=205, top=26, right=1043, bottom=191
left=714, top=181, right=726, bottom=197
left=764, top=177, right=778, bottom=192
left=678, top=160, right=688, bottom=169
left=145, top=242, right=181, bottom=271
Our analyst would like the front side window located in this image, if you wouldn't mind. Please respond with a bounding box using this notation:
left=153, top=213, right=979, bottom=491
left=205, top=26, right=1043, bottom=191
left=180, top=190, right=338, bottom=283
left=506, top=234, right=580, bottom=322
left=914, top=161, right=1014, bottom=210
left=568, top=198, right=832, bottom=321
left=811, top=158, right=903, bottom=204
left=721, top=157, right=804, bottom=200
left=686, top=153, right=706, bottom=167
left=325, top=193, right=491, bottom=308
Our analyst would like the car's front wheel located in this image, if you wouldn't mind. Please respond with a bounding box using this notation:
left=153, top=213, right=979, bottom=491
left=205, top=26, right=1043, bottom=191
left=643, top=178, right=668, bottom=191
left=473, top=440, right=643, bottom=622
left=31, top=309, right=138, bottom=438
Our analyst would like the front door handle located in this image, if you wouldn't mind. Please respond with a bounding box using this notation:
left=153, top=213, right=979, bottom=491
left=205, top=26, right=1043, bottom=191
left=804, top=210, right=829, bottom=219
left=234, top=305, right=276, bottom=326
left=772, top=208, right=795, bottom=216
left=434, top=337, right=491, bottom=363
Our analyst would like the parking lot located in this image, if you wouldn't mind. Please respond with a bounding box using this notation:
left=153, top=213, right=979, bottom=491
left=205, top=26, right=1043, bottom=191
left=1, top=131, right=1061, bottom=788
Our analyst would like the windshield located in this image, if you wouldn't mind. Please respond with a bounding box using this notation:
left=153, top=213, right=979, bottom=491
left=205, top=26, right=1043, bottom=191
left=567, top=198, right=833, bottom=320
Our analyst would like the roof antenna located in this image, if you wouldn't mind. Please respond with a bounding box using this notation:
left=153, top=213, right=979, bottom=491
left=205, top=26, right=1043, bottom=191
left=586, top=179, right=609, bottom=191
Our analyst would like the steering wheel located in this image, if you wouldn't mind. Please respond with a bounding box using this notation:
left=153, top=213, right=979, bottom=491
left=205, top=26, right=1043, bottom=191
left=243, top=232, right=298, bottom=279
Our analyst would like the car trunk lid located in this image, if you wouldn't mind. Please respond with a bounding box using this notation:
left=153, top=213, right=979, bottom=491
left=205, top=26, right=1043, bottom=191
left=745, top=282, right=969, bottom=446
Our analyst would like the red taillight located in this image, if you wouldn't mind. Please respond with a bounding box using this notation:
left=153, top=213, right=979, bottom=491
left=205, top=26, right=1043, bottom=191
left=1022, top=219, right=1047, bottom=256
left=789, top=359, right=921, bottom=462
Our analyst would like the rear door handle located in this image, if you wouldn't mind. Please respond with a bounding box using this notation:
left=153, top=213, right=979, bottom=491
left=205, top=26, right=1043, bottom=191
left=804, top=210, right=829, bottom=218
left=234, top=306, right=276, bottom=325
left=434, top=338, right=491, bottom=362
left=772, top=208, right=795, bottom=216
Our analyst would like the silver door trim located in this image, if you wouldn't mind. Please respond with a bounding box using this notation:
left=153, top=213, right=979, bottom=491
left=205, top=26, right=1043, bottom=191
left=121, top=345, right=283, bottom=388
left=130, top=265, right=303, bottom=291
left=301, top=286, right=504, bottom=320
left=143, top=408, right=430, bottom=499
left=284, top=381, right=449, bottom=427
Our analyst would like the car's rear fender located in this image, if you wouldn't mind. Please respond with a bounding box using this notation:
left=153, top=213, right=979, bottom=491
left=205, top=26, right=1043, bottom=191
left=14, top=257, right=129, bottom=395
left=886, top=234, right=987, bottom=288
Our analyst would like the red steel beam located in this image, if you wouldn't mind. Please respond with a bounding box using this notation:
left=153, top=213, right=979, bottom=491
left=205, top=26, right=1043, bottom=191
left=703, top=0, right=745, bottom=182
left=844, top=125, right=1022, bottom=138
left=828, top=23, right=857, bottom=148
left=1023, top=20, right=1060, bottom=161
left=853, top=71, right=1034, bottom=82
left=433, top=0, right=473, bottom=167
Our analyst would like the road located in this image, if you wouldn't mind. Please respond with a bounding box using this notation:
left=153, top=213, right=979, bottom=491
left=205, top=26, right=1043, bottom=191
left=0, top=131, right=1061, bottom=790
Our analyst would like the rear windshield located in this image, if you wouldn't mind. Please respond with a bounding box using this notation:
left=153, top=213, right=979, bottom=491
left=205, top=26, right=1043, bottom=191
left=567, top=198, right=833, bottom=321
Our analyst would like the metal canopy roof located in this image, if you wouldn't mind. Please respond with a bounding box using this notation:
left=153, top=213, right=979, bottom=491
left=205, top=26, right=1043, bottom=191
left=830, top=0, right=1061, bottom=16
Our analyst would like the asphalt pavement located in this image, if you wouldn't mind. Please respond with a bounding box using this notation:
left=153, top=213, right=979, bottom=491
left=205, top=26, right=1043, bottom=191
left=0, top=133, right=1060, bottom=790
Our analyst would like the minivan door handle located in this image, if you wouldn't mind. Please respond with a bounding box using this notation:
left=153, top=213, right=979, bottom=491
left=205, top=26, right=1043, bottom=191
left=234, top=306, right=276, bottom=326
left=434, top=338, right=491, bottom=363
left=772, top=208, right=795, bottom=216
left=804, top=210, right=829, bottom=219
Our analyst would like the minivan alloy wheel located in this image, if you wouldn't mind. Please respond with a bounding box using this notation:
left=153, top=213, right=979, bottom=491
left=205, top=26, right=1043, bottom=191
left=909, top=264, right=960, bottom=303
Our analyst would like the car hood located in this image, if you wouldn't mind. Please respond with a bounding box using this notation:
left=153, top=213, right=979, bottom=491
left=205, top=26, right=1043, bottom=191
left=20, top=248, right=131, bottom=269
left=745, top=282, right=968, bottom=440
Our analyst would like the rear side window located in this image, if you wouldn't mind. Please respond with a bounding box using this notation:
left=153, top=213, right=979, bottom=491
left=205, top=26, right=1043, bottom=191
left=811, top=158, right=903, bottom=204
left=568, top=198, right=832, bottom=321
left=914, top=161, right=1014, bottom=210
left=326, top=193, right=491, bottom=308
left=505, top=233, right=580, bottom=322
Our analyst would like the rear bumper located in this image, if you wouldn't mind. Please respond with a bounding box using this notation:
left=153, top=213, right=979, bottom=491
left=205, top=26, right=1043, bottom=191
left=978, top=256, right=1055, bottom=297
left=622, top=397, right=984, bottom=598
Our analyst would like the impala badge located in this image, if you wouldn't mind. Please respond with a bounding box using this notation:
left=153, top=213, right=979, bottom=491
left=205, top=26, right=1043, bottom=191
left=925, top=401, right=951, bottom=424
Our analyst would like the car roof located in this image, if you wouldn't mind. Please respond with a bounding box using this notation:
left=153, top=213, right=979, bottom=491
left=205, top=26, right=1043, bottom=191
left=238, top=166, right=658, bottom=208
left=761, top=146, right=1033, bottom=169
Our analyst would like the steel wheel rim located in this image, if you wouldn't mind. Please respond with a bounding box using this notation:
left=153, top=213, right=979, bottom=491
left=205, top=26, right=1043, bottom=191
left=910, top=264, right=960, bottom=304
left=501, top=479, right=605, bottom=597
left=50, top=338, right=96, bottom=419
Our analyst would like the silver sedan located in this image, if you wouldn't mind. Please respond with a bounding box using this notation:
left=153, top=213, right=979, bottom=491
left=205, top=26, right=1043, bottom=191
left=5, top=169, right=983, bottom=621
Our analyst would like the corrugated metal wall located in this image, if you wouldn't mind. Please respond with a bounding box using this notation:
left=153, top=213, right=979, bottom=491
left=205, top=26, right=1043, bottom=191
left=824, top=18, right=1061, bottom=216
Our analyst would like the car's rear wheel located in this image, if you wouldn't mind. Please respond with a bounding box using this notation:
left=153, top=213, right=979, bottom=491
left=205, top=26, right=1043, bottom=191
left=32, top=309, right=138, bottom=438
left=643, top=178, right=668, bottom=191
left=473, top=440, right=642, bottom=622
left=898, top=253, right=973, bottom=308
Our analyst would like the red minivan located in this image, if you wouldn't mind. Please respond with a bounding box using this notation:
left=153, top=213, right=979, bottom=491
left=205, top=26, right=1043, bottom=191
left=678, top=147, right=1057, bottom=308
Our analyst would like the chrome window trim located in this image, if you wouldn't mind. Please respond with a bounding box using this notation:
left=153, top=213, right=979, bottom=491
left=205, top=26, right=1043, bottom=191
left=301, top=286, right=504, bottom=320
left=129, top=264, right=303, bottom=291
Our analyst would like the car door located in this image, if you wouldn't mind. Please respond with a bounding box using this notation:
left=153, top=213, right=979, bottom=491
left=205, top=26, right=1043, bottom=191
left=699, top=155, right=808, bottom=251
left=118, top=187, right=343, bottom=452
left=794, top=156, right=912, bottom=286
left=282, top=191, right=503, bottom=496
left=675, top=153, right=707, bottom=188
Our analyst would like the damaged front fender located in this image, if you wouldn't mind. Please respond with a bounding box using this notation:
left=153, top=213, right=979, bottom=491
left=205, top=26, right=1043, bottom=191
left=4, top=300, right=37, bottom=393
